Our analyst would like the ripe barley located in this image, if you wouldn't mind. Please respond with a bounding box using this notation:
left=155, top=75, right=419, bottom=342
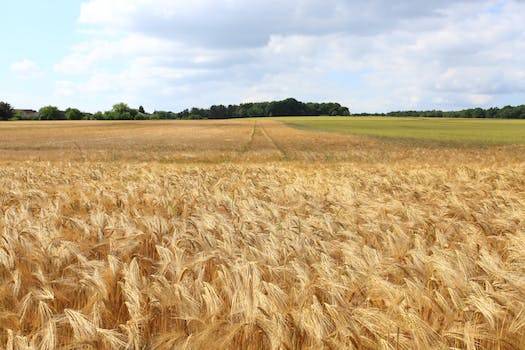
left=0, top=160, right=524, bottom=349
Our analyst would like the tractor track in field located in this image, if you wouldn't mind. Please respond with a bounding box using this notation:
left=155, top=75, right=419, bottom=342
left=240, top=120, right=286, bottom=159
left=241, top=121, right=257, bottom=153
left=259, top=121, right=288, bottom=160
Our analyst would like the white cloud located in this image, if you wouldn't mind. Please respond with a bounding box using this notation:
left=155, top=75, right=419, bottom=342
left=53, top=0, right=525, bottom=112
left=77, top=0, right=464, bottom=47
left=10, top=59, right=42, bottom=79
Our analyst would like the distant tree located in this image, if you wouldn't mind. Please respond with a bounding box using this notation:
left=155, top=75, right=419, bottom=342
left=112, top=103, right=131, bottom=114
left=0, top=102, right=14, bottom=121
left=39, top=106, right=64, bottom=120
left=149, top=112, right=160, bottom=120
left=266, top=98, right=305, bottom=116
left=471, top=108, right=485, bottom=119
left=93, top=111, right=105, bottom=120
left=381, top=105, right=525, bottom=119
left=153, top=110, right=179, bottom=120
left=190, top=107, right=208, bottom=119
left=110, top=103, right=138, bottom=120
left=337, top=106, right=351, bottom=116
left=65, top=108, right=83, bottom=120
left=209, top=105, right=227, bottom=119
left=1, top=98, right=355, bottom=121
left=227, top=105, right=239, bottom=118
left=12, top=110, right=23, bottom=120
left=178, top=109, right=190, bottom=119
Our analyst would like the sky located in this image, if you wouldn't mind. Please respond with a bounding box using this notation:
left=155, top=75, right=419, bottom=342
left=1, top=0, right=525, bottom=113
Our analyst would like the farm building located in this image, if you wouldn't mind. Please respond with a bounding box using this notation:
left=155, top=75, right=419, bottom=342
left=15, top=109, right=39, bottom=120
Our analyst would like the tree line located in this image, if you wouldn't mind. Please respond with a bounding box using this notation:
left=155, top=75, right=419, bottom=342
left=0, top=98, right=350, bottom=121
left=359, top=105, right=525, bottom=119
left=2, top=99, right=525, bottom=121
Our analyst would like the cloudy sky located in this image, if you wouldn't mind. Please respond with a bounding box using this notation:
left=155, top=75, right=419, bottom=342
left=1, top=0, right=525, bottom=113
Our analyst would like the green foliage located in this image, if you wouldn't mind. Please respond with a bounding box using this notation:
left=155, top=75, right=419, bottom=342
left=92, top=112, right=105, bottom=120
left=65, top=108, right=84, bottom=120
left=152, top=111, right=177, bottom=120
left=107, top=103, right=139, bottom=120
left=111, top=103, right=135, bottom=120
left=147, top=99, right=352, bottom=120
left=39, top=106, right=65, bottom=120
left=377, top=105, right=525, bottom=119
left=85, top=103, right=154, bottom=120
left=160, top=98, right=352, bottom=120
left=23, top=101, right=525, bottom=121
left=0, top=102, right=14, bottom=121
left=3, top=99, right=352, bottom=121
left=6, top=99, right=525, bottom=122
left=12, top=110, right=23, bottom=121
left=210, top=105, right=228, bottom=119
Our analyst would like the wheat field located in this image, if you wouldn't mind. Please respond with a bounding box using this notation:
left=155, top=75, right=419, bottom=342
left=1, top=119, right=525, bottom=349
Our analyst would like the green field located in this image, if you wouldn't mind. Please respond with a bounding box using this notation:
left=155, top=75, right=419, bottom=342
left=276, top=116, right=525, bottom=144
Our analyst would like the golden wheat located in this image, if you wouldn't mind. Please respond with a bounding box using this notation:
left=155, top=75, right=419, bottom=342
left=1, top=119, right=524, bottom=164
left=0, top=159, right=524, bottom=349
